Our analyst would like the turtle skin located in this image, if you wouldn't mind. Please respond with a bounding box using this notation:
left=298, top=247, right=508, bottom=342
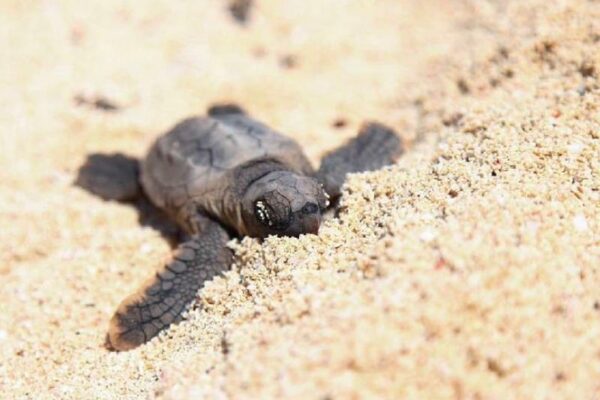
left=94, top=106, right=403, bottom=351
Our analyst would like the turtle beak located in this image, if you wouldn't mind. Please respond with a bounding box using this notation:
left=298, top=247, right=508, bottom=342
left=301, top=213, right=321, bottom=235
left=285, top=209, right=321, bottom=237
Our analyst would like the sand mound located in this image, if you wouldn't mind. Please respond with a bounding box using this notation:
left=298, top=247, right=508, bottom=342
left=0, top=0, right=598, bottom=399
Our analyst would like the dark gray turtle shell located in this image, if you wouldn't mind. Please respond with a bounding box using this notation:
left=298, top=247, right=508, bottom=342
left=140, top=114, right=314, bottom=232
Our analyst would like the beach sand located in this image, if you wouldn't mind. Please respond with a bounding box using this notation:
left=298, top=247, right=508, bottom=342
left=0, top=0, right=598, bottom=398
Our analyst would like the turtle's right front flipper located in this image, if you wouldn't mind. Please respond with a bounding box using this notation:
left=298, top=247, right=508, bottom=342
left=107, top=219, right=232, bottom=351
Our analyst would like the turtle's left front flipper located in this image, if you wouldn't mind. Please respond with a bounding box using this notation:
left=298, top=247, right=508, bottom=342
left=316, top=122, right=404, bottom=199
left=106, top=218, right=232, bottom=351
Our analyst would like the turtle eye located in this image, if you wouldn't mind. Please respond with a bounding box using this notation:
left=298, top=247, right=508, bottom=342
left=254, top=200, right=273, bottom=226
left=302, top=202, right=319, bottom=215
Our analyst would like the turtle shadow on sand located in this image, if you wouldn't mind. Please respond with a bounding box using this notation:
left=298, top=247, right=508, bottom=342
left=75, top=153, right=181, bottom=246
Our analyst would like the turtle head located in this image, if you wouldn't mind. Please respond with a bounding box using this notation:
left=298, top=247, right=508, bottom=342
left=242, top=171, right=330, bottom=238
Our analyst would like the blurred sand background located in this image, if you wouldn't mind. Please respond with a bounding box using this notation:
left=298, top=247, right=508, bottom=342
left=0, top=0, right=598, bottom=398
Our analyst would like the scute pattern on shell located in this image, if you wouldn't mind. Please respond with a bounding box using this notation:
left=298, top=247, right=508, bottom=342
left=140, top=115, right=313, bottom=223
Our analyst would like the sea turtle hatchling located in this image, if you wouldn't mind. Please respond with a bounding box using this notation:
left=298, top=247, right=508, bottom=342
left=93, top=105, right=403, bottom=351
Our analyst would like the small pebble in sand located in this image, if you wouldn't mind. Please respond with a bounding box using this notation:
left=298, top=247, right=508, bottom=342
left=74, top=94, right=120, bottom=112
left=572, top=214, right=589, bottom=232
left=139, top=243, right=154, bottom=255
left=419, top=228, right=438, bottom=243
left=567, top=142, right=584, bottom=155
left=332, top=118, right=348, bottom=129
left=279, top=54, right=298, bottom=69
left=228, top=0, right=253, bottom=25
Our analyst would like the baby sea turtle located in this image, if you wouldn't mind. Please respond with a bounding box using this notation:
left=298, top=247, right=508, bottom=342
left=95, top=105, right=402, bottom=351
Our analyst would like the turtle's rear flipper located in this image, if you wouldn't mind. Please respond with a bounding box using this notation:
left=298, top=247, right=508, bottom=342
left=316, top=122, right=403, bottom=199
left=75, top=153, right=141, bottom=202
left=106, top=218, right=232, bottom=351
left=207, top=102, right=246, bottom=117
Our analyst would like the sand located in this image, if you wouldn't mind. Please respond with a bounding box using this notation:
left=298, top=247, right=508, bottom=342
left=0, top=0, right=598, bottom=399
